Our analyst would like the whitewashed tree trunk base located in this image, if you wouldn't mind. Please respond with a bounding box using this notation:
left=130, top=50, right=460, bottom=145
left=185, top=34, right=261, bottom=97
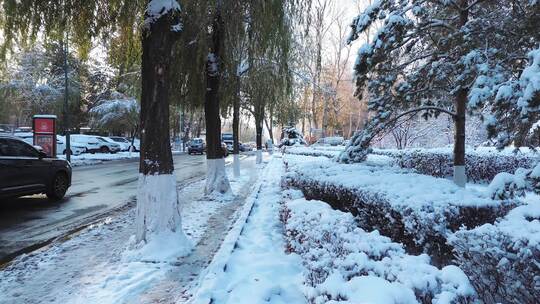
left=131, top=173, right=191, bottom=262
left=205, top=158, right=231, bottom=195
left=453, top=165, right=466, bottom=188
left=256, top=149, right=263, bottom=164
left=233, top=154, right=240, bottom=178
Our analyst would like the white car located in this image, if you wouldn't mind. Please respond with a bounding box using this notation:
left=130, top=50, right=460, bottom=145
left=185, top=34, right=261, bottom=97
left=57, top=136, right=86, bottom=155
left=70, top=134, right=101, bottom=154
left=93, top=136, right=121, bottom=153
left=107, top=136, right=135, bottom=151
left=13, top=132, right=85, bottom=155
left=100, top=136, right=130, bottom=152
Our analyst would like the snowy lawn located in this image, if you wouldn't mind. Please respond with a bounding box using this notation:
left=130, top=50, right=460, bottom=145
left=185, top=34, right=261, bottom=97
left=0, top=157, right=260, bottom=304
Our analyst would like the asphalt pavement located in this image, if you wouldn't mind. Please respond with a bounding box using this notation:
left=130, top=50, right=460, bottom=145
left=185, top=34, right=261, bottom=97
left=0, top=153, right=235, bottom=263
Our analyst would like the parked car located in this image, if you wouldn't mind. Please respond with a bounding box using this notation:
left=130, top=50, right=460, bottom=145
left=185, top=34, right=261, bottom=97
left=109, top=136, right=139, bottom=151
left=14, top=132, right=85, bottom=156
left=70, top=135, right=101, bottom=153
left=98, top=136, right=129, bottom=152
left=188, top=138, right=205, bottom=155
left=56, top=136, right=87, bottom=155
left=226, top=142, right=247, bottom=153
left=0, top=135, right=72, bottom=200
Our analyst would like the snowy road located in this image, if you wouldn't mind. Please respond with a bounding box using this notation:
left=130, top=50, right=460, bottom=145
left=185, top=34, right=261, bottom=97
left=0, top=154, right=240, bottom=263
left=0, top=154, right=261, bottom=304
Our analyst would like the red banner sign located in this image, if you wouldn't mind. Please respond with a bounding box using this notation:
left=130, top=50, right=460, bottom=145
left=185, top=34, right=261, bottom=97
left=34, top=118, right=55, bottom=134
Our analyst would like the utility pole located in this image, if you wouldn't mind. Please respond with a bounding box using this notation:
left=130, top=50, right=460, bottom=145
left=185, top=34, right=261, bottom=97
left=63, top=32, right=71, bottom=162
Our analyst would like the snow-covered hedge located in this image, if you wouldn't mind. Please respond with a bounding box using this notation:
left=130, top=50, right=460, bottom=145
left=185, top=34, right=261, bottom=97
left=373, top=147, right=540, bottom=183
left=283, top=155, right=518, bottom=265
left=282, top=146, right=340, bottom=158
left=280, top=190, right=477, bottom=304
left=448, top=201, right=540, bottom=304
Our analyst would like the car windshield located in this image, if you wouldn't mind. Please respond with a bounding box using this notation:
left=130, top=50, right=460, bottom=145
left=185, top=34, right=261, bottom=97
left=191, top=139, right=203, bottom=144
left=97, top=138, right=107, bottom=142
left=112, top=138, right=128, bottom=143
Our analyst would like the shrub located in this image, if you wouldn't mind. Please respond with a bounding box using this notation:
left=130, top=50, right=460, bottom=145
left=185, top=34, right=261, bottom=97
left=283, top=155, right=518, bottom=265
left=280, top=190, right=477, bottom=304
left=448, top=203, right=540, bottom=304
left=373, top=148, right=540, bottom=183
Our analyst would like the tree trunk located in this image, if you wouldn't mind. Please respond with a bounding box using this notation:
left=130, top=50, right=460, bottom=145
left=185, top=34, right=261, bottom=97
left=453, top=0, right=469, bottom=188
left=204, top=3, right=230, bottom=194
left=322, top=96, right=329, bottom=138
left=453, top=88, right=467, bottom=187
left=255, top=111, right=263, bottom=164
left=136, top=3, right=190, bottom=257
left=232, top=75, right=241, bottom=178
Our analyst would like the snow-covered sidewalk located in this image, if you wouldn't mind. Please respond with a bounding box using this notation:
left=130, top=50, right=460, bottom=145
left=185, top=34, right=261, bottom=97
left=191, top=155, right=305, bottom=304
left=0, top=157, right=260, bottom=304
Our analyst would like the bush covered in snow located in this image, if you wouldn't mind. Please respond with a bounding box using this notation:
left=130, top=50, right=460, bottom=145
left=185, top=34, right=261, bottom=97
left=282, top=155, right=518, bottom=265
left=448, top=201, right=540, bottom=303
left=280, top=126, right=307, bottom=147
left=373, top=147, right=540, bottom=183
left=282, top=146, right=340, bottom=158
left=280, top=190, right=477, bottom=304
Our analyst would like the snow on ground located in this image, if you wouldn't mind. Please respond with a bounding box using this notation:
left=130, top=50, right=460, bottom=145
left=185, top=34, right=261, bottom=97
left=58, top=151, right=184, bottom=167
left=58, top=151, right=141, bottom=166
left=0, top=157, right=259, bottom=304
left=191, top=155, right=306, bottom=304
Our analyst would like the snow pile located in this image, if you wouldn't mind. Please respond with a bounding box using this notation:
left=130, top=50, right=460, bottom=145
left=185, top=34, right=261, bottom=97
left=58, top=151, right=140, bottom=166
left=283, top=154, right=517, bottom=264
left=373, top=147, right=540, bottom=182
left=280, top=191, right=476, bottom=304
left=192, top=156, right=305, bottom=304
left=449, top=195, right=540, bottom=303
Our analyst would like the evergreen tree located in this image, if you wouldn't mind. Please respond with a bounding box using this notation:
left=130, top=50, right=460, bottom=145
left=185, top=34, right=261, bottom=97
left=340, top=0, right=538, bottom=186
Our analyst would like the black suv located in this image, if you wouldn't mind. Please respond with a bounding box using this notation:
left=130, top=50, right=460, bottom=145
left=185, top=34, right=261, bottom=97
left=188, top=138, right=206, bottom=155
left=0, top=135, right=72, bottom=200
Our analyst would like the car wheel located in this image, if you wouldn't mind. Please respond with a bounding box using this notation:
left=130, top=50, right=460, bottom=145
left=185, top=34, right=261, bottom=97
left=100, top=146, right=110, bottom=153
left=47, top=173, right=69, bottom=200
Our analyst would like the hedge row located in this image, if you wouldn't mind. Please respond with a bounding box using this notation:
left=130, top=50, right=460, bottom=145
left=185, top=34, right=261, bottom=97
left=280, top=189, right=477, bottom=304
left=373, top=148, right=540, bottom=183
left=282, top=155, right=518, bottom=266
left=282, top=146, right=340, bottom=158
left=448, top=204, right=540, bottom=304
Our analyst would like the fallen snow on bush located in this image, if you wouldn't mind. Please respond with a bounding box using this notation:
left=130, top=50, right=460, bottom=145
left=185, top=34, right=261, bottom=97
left=283, top=146, right=340, bottom=158
left=280, top=190, right=476, bottom=304
left=283, top=154, right=517, bottom=264
left=449, top=194, right=540, bottom=303
left=373, top=147, right=540, bottom=182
